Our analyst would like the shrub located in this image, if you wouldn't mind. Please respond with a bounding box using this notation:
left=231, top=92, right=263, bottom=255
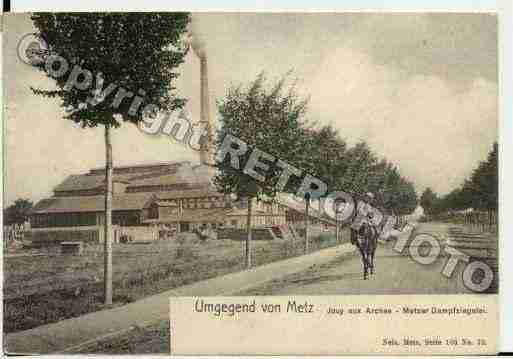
left=175, top=244, right=197, bottom=261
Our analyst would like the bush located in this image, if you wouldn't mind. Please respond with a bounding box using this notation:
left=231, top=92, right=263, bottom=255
left=175, top=244, right=197, bottom=261
left=311, top=234, right=336, bottom=249
left=176, top=232, right=198, bottom=245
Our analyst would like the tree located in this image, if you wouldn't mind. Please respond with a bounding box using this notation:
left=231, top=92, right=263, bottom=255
left=31, top=13, right=190, bottom=304
left=394, top=179, right=418, bottom=215
left=301, top=126, right=348, bottom=244
left=469, top=142, right=498, bottom=211
left=340, top=142, right=378, bottom=195
left=434, top=142, right=498, bottom=228
left=420, top=187, right=438, bottom=215
left=436, top=142, right=497, bottom=213
left=215, top=73, right=308, bottom=266
left=4, top=199, right=33, bottom=225
left=305, top=126, right=348, bottom=192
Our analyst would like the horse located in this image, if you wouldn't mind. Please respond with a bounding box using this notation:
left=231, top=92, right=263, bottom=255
left=355, top=220, right=378, bottom=279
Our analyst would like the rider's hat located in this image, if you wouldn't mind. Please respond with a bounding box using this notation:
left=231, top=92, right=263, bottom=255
left=365, top=192, right=375, bottom=200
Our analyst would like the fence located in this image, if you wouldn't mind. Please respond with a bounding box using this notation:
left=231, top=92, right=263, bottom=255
left=115, top=226, right=159, bottom=242
left=427, top=210, right=498, bottom=234
left=3, top=224, right=26, bottom=243
left=462, top=210, right=498, bottom=233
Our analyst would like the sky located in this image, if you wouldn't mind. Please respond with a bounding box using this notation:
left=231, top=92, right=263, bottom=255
left=3, top=12, right=498, bottom=205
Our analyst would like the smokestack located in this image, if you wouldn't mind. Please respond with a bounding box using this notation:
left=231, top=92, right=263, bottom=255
left=188, top=27, right=213, bottom=166
left=199, top=56, right=212, bottom=165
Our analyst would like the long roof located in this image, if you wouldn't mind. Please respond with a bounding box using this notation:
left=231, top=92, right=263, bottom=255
left=155, top=188, right=224, bottom=200
left=54, top=174, right=106, bottom=192
left=129, top=173, right=206, bottom=187
left=88, top=161, right=190, bottom=175
left=31, top=193, right=154, bottom=214
left=53, top=161, right=197, bottom=192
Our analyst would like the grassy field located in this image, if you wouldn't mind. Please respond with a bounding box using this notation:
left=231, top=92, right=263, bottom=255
left=4, top=229, right=348, bottom=333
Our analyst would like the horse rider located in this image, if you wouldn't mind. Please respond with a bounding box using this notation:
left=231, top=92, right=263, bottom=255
left=350, top=192, right=375, bottom=245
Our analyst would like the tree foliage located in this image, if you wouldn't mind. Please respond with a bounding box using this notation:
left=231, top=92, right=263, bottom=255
left=420, top=187, right=438, bottom=215
left=214, top=73, right=309, bottom=200
left=430, top=142, right=498, bottom=214
left=31, top=12, right=190, bottom=127
left=4, top=199, right=33, bottom=225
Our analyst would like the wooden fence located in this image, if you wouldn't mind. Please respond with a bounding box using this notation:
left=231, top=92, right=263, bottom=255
left=115, top=226, right=159, bottom=242
left=3, top=224, right=26, bottom=243
left=430, top=210, right=498, bottom=234
left=459, top=210, right=497, bottom=233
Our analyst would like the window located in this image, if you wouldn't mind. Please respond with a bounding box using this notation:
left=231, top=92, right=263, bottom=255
left=180, top=222, right=190, bottom=232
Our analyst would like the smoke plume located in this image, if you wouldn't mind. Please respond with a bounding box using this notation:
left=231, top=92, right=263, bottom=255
left=188, top=15, right=207, bottom=59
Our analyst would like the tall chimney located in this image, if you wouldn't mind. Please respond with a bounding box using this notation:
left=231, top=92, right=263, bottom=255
left=187, top=24, right=213, bottom=166
left=199, top=56, right=213, bottom=165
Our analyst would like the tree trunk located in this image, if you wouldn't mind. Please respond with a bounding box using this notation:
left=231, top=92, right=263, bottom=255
left=245, top=197, right=252, bottom=269
left=335, top=202, right=339, bottom=242
left=305, top=198, right=310, bottom=253
left=104, top=124, right=113, bottom=305
left=335, top=217, right=339, bottom=242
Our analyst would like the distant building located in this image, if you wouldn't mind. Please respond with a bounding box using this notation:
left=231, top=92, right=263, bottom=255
left=30, top=161, right=327, bottom=234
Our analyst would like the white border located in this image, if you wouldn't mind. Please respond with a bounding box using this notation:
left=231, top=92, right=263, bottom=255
left=4, top=0, right=512, bottom=356
left=498, top=0, right=513, bottom=354
left=10, top=0, right=497, bottom=12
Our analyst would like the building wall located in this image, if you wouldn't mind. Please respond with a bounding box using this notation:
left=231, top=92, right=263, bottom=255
left=31, top=212, right=97, bottom=228
left=36, top=162, right=313, bottom=233
left=31, top=210, right=142, bottom=229
left=27, top=226, right=101, bottom=247
left=126, top=183, right=193, bottom=193
left=27, top=224, right=160, bottom=246
left=159, top=206, right=179, bottom=219
left=224, top=214, right=286, bottom=229
left=97, top=210, right=142, bottom=226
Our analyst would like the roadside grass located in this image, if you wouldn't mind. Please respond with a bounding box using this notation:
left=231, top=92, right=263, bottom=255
left=83, top=320, right=171, bottom=354
left=4, top=229, right=347, bottom=333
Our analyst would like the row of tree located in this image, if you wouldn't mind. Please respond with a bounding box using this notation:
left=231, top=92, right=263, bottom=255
left=214, top=74, right=418, bottom=265
left=420, top=142, right=498, bottom=216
